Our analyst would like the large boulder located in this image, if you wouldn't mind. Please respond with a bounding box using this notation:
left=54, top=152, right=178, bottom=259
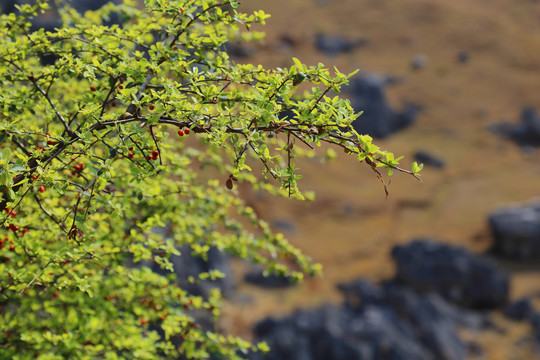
left=250, top=279, right=487, bottom=360
left=345, top=75, right=418, bottom=138
left=391, top=239, right=509, bottom=309
left=489, top=203, right=540, bottom=260
left=251, top=304, right=433, bottom=360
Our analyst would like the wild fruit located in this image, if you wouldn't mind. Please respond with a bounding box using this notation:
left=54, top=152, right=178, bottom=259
left=184, top=128, right=190, bottom=135
left=152, top=150, right=159, bottom=157
left=128, top=152, right=135, bottom=159
left=146, top=154, right=152, bottom=160
left=149, top=105, right=155, bottom=111
left=39, top=185, right=46, bottom=193
left=225, top=178, right=233, bottom=190
left=178, top=130, right=184, bottom=136
left=90, top=86, right=96, bottom=92
left=140, top=318, right=148, bottom=325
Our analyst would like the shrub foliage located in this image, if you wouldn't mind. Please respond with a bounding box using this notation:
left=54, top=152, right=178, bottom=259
left=0, top=1, right=420, bottom=358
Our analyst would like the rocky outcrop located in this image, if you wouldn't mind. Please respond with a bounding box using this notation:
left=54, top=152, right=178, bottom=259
left=249, top=279, right=487, bottom=360
left=248, top=239, right=501, bottom=360
left=391, top=239, right=509, bottom=309
left=489, top=203, right=540, bottom=260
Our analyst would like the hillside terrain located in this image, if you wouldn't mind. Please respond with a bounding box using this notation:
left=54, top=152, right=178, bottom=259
left=220, top=1, right=540, bottom=359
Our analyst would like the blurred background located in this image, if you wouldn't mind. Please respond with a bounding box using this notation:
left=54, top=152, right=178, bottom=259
left=5, top=0, right=540, bottom=359
left=221, top=1, right=540, bottom=359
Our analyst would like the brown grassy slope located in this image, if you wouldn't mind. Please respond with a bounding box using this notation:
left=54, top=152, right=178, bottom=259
left=220, top=0, right=540, bottom=358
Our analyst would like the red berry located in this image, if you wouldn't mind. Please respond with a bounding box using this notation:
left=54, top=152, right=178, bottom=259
left=140, top=318, right=148, bottom=325
left=184, top=128, right=190, bottom=135
left=10, top=211, right=16, bottom=218
left=146, top=154, right=152, bottom=160
left=149, top=105, right=155, bottom=111
left=178, top=130, right=184, bottom=136
left=39, top=185, right=46, bottom=193
left=111, top=102, right=116, bottom=107
left=4, top=208, right=10, bottom=213
left=152, top=150, right=159, bottom=157
left=128, top=152, right=135, bottom=159
left=129, top=147, right=133, bottom=151
left=118, top=85, right=124, bottom=90
left=90, top=86, right=96, bottom=92
left=13, top=226, right=18, bottom=232
left=22, top=228, right=28, bottom=235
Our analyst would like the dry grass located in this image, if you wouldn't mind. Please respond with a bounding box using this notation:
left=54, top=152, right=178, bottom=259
left=219, top=0, right=540, bottom=358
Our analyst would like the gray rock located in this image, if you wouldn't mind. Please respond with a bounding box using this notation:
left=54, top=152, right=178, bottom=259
left=414, top=150, right=445, bottom=169
left=411, top=54, right=428, bottom=70
left=391, top=239, right=509, bottom=309
left=147, top=244, right=235, bottom=298
left=250, top=277, right=488, bottom=360
left=244, top=269, right=295, bottom=288
left=490, top=107, right=540, bottom=147
left=315, top=33, right=368, bottom=56
left=504, top=298, right=534, bottom=321
left=345, top=75, right=418, bottom=138
left=489, top=203, right=540, bottom=260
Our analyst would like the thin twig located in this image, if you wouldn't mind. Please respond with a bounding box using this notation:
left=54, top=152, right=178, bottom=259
left=19, top=261, right=53, bottom=295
